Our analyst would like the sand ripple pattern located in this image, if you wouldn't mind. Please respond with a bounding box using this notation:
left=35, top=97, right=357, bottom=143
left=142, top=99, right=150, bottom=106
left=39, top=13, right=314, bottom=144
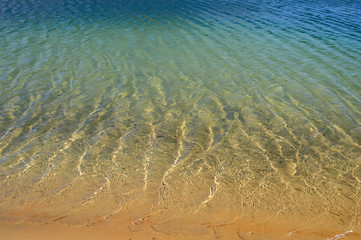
left=0, top=0, right=361, bottom=234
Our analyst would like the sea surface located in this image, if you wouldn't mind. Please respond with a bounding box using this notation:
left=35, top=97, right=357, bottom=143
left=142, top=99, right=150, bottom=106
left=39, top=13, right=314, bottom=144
left=1, top=0, right=361, bottom=237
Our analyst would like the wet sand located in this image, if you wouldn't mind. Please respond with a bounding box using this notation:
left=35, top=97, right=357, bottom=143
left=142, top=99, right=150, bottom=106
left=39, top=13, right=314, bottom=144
left=1, top=221, right=359, bottom=240
left=1, top=210, right=360, bottom=240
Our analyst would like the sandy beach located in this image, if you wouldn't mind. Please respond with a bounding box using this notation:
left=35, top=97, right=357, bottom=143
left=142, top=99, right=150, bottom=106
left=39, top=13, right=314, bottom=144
left=1, top=221, right=359, bottom=240
left=1, top=209, right=360, bottom=240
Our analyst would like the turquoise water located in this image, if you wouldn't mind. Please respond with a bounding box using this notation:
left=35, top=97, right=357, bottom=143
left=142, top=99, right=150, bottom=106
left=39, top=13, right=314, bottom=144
left=1, top=0, right=361, bottom=236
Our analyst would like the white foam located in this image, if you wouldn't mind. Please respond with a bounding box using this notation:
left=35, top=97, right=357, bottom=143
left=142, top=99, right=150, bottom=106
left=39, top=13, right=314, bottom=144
left=326, top=230, right=353, bottom=240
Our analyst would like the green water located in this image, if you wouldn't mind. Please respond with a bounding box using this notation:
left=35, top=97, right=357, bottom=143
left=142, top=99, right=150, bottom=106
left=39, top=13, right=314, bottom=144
left=0, top=0, right=361, bottom=236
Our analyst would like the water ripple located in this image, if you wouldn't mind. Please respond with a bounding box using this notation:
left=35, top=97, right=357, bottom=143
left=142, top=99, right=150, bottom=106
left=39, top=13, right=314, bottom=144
left=1, top=0, right=361, bottom=235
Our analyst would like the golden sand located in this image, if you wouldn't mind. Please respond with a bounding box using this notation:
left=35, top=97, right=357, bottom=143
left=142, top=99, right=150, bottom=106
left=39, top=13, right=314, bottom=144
left=1, top=208, right=360, bottom=240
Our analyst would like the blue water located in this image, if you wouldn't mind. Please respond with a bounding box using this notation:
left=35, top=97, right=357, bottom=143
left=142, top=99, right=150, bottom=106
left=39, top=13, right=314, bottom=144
left=0, top=0, right=361, bottom=236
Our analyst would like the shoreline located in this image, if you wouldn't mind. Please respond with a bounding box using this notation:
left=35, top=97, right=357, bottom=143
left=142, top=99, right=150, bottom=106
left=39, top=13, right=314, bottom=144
left=1, top=213, right=359, bottom=240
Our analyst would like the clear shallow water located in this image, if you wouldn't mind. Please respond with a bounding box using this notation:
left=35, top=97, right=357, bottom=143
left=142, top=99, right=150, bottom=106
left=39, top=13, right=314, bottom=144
left=0, top=0, right=361, bottom=236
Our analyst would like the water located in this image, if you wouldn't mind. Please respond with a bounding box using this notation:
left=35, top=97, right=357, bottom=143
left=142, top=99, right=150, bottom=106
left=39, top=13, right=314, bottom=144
left=0, top=0, right=361, bottom=237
